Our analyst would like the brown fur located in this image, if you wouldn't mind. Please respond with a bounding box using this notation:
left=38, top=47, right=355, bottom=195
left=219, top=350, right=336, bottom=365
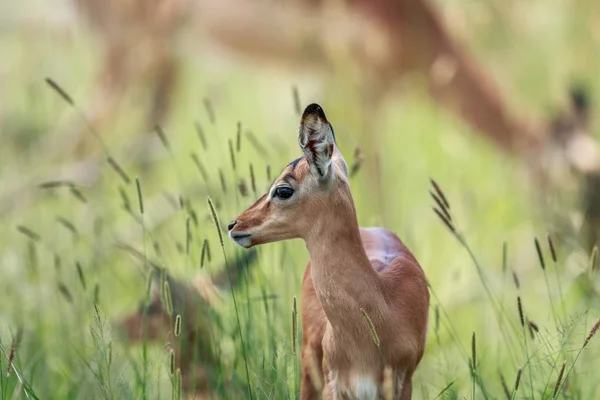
left=229, top=105, right=429, bottom=399
left=114, top=248, right=257, bottom=398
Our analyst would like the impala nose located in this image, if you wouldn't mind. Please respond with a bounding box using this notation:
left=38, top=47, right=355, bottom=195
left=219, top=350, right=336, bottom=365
left=227, top=220, right=237, bottom=231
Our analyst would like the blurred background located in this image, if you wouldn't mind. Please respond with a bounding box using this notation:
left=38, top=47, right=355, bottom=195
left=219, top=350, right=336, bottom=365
left=1, top=0, right=600, bottom=398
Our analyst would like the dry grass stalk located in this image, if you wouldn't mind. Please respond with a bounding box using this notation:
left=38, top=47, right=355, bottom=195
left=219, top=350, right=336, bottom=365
left=430, top=179, right=450, bottom=209
left=512, top=270, right=521, bottom=290
left=6, top=330, right=22, bottom=378
left=56, top=217, right=79, bottom=238
left=200, top=239, right=211, bottom=268
left=45, top=77, right=74, bottom=105
left=534, top=237, right=546, bottom=270
left=430, top=190, right=452, bottom=223
left=207, top=197, right=224, bottom=247
left=16, top=226, right=41, bottom=242
left=517, top=297, right=525, bottom=327
left=471, top=332, right=477, bottom=371
left=107, top=156, right=131, bottom=184
left=547, top=234, right=557, bottom=263
left=219, top=169, right=227, bottom=194
left=203, top=98, right=215, bottom=124
left=164, top=281, right=173, bottom=316
left=229, top=139, right=236, bottom=171
left=94, top=283, right=100, bottom=304
left=174, top=315, right=181, bottom=337
left=135, top=178, right=144, bottom=214
left=249, top=164, right=257, bottom=196
left=498, top=371, right=511, bottom=400
left=58, top=282, right=74, bottom=303
left=432, top=208, right=456, bottom=235
left=236, top=122, right=242, bottom=152
left=360, top=308, right=380, bottom=348
left=69, top=186, right=87, bottom=203
left=75, top=261, right=87, bottom=290
left=194, top=121, right=208, bottom=150
left=292, top=297, right=298, bottom=356
left=292, top=86, right=301, bottom=115
left=238, top=179, right=249, bottom=197
left=154, top=125, right=171, bottom=151
left=527, top=319, right=539, bottom=340
left=552, top=361, right=566, bottom=399
left=169, top=349, right=175, bottom=376
left=514, top=368, right=522, bottom=393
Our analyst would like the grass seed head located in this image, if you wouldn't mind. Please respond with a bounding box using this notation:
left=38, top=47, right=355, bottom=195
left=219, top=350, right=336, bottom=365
left=169, top=349, right=175, bottom=376
left=135, top=178, right=144, bottom=214
left=430, top=179, right=450, bottom=209
left=164, top=281, right=173, bottom=316
left=219, top=169, right=227, bottom=194
left=360, top=308, right=380, bottom=348
left=229, top=138, right=236, bottom=170
left=534, top=237, right=546, bottom=270
left=194, top=121, right=208, bottom=150
left=292, top=296, right=298, bottom=355
left=236, top=122, right=242, bottom=152
left=583, top=317, right=600, bottom=348
left=249, top=163, right=257, bottom=196
left=207, top=197, right=224, bottom=247
left=175, top=315, right=181, bottom=337
left=512, top=270, right=520, bottom=290
left=292, top=85, right=301, bottom=115
left=471, top=332, right=477, bottom=371
left=514, top=368, right=522, bottom=393
left=552, top=361, right=566, bottom=399
left=517, top=296, right=525, bottom=327
left=106, top=156, right=131, bottom=184
left=547, top=234, right=557, bottom=263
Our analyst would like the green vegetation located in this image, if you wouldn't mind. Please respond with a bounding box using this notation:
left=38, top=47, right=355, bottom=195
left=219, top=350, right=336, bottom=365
left=1, top=1, right=600, bottom=398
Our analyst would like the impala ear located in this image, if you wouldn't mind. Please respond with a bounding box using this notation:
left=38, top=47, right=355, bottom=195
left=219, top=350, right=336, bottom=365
left=297, top=104, right=337, bottom=179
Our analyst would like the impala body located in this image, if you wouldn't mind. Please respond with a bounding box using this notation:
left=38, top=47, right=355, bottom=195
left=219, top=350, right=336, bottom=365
left=229, top=104, right=429, bottom=399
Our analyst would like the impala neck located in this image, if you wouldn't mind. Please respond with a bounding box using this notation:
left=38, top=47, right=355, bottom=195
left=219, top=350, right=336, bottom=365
left=304, top=184, right=385, bottom=333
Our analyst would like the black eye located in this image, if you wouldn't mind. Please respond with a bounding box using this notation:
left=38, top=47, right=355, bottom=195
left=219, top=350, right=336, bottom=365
left=274, top=186, right=294, bottom=199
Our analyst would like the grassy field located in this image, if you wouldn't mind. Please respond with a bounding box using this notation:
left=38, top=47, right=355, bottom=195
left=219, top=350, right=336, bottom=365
left=1, top=0, right=600, bottom=399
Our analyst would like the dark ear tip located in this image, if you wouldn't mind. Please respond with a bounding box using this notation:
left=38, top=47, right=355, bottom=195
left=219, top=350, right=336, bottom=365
left=302, top=103, right=327, bottom=121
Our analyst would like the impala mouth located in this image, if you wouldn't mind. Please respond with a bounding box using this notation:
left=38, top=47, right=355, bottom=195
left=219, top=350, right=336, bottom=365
left=229, top=232, right=252, bottom=248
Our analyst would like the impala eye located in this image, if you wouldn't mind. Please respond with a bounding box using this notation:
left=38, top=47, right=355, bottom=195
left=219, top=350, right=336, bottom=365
left=274, top=186, right=294, bottom=199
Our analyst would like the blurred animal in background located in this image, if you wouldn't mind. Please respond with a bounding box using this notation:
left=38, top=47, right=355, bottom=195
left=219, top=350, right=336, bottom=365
left=69, top=0, right=600, bottom=243
left=114, top=247, right=258, bottom=398
left=541, top=87, right=600, bottom=250
left=198, top=0, right=600, bottom=250
left=71, top=0, right=190, bottom=155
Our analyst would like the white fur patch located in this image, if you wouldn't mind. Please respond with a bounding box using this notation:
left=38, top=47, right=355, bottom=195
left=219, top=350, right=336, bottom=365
left=228, top=231, right=251, bottom=248
left=349, top=377, right=379, bottom=400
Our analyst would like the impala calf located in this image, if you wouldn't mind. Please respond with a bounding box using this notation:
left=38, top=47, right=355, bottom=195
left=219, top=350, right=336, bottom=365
left=228, top=104, right=429, bottom=399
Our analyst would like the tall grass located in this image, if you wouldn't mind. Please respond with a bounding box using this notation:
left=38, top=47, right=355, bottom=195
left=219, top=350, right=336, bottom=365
left=2, top=1, right=600, bottom=398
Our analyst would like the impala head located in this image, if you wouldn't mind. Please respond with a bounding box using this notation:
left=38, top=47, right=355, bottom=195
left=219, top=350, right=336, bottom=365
left=228, top=103, right=352, bottom=248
